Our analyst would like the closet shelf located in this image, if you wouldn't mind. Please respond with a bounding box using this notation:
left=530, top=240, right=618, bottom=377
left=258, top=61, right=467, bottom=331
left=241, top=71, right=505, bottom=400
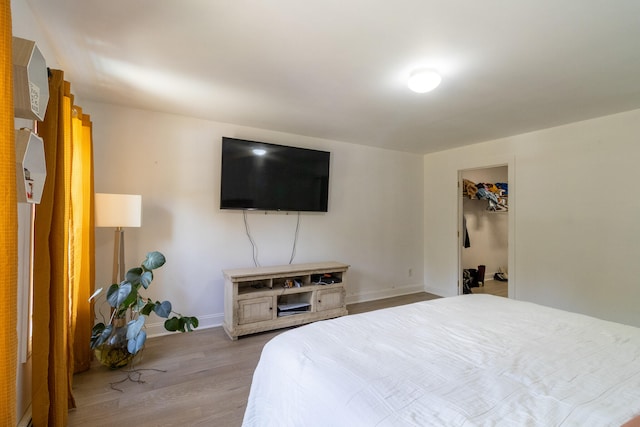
left=463, top=179, right=508, bottom=212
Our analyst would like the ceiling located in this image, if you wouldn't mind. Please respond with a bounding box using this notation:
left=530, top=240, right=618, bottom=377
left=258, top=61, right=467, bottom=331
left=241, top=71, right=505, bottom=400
left=24, top=0, right=640, bottom=154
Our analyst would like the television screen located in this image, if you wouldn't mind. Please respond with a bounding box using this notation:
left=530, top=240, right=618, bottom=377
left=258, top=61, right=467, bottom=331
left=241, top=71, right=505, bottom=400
left=220, top=137, right=330, bottom=212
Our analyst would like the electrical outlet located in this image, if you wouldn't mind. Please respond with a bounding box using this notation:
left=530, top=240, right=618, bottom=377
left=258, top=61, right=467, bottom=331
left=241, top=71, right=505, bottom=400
left=408, top=268, right=413, bottom=277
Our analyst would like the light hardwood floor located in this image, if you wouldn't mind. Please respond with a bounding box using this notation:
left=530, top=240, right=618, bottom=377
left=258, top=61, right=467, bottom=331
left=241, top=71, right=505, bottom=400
left=470, top=279, right=508, bottom=297
left=68, top=292, right=439, bottom=426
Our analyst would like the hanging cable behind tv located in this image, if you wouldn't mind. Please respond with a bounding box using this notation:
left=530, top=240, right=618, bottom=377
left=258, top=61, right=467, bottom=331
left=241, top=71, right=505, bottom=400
left=242, top=210, right=302, bottom=267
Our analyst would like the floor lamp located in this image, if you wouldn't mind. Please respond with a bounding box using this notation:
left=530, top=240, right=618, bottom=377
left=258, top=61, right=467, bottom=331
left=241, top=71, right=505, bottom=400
left=95, top=193, right=142, bottom=284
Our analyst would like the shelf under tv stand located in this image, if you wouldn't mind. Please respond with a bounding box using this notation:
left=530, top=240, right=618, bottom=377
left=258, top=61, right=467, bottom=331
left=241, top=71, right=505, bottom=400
left=222, top=262, right=349, bottom=340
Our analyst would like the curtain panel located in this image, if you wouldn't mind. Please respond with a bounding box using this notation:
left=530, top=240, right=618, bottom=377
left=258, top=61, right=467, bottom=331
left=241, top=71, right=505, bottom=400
left=70, top=105, right=95, bottom=374
left=32, top=69, right=95, bottom=427
left=0, top=0, right=18, bottom=425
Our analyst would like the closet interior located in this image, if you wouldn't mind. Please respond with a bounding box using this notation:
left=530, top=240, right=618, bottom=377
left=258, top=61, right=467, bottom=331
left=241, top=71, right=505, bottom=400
left=461, top=166, right=508, bottom=296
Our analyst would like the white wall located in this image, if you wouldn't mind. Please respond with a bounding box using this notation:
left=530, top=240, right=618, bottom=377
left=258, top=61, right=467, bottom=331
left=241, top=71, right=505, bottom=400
left=86, top=102, right=425, bottom=334
left=11, top=0, right=60, bottom=70
left=424, top=108, right=640, bottom=327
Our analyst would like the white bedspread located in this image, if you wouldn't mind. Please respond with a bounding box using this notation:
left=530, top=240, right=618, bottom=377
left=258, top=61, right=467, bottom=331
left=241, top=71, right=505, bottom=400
left=243, top=295, right=640, bottom=426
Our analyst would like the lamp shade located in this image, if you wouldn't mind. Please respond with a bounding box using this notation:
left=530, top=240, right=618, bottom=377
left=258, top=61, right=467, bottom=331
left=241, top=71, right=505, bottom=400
left=95, top=193, right=142, bottom=228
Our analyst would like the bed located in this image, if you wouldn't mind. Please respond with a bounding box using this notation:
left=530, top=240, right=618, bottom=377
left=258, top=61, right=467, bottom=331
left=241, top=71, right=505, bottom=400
left=243, top=294, right=640, bottom=426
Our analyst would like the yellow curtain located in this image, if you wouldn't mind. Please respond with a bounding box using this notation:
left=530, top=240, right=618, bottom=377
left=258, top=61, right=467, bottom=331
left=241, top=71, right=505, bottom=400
left=70, top=106, right=95, bottom=374
left=32, top=70, right=95, bottom=426
left=0, top=0, right=18, bottom=425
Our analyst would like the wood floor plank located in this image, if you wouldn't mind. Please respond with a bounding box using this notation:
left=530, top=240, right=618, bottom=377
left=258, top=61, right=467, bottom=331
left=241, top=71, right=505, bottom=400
left=470, top=279, right=508, bottom=297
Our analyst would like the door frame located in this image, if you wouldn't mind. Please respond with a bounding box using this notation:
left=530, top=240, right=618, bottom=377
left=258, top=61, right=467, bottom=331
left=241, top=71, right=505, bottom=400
left=457, top=156, right=515, bottom=298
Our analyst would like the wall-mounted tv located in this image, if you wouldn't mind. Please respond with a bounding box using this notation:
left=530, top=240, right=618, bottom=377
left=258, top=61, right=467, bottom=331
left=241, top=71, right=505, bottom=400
left=220, top=137, right=330, bottom=212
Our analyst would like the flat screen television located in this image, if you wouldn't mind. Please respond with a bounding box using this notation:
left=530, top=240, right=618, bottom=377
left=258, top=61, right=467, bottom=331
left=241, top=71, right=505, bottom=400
left=220, top=137, right=330, bottom=212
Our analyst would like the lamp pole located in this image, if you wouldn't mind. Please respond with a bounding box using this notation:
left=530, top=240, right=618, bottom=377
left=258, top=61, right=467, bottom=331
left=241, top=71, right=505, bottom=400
left=112, top=226, right=125, bottom=284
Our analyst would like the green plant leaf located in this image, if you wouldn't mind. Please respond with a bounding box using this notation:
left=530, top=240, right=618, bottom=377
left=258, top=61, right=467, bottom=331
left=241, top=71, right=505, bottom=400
left=126, top=316, right=145, bottom=340
left=126, top=267, right=143, bottom=285
left=93, top=251, right=199, bottom=352
left=90, top=323, right=111, bottom=349
left=107, top=282, right=132, bottom=308
left=140, top=301, right=155, bottom=316
left=142, top=251, right=166, bottom=271
left=91, top=322, right=106, bottom=335
left=134, top=297, right=147, bottom=312
left=92, top=324, right=112, bottom=349
left=127, top=330, right=146, bottom=354
left=164, top=316, right=180, bottom=332
left=140, top=271, right=154, bottom=289
left=154, top=300, right=172, bottom=318
left=187, top=316, right=199, bottom=330
left=119, top=285, right=139, bottom=310
left=105, top=284, right=118, bottom=306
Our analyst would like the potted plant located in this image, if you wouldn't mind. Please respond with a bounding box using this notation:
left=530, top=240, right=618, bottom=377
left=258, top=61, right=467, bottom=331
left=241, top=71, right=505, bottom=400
left=90, top=251, right=199, bottom=368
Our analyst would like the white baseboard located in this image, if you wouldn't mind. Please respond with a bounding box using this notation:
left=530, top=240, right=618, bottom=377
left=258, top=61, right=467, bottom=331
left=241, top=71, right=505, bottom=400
left=424, top=283, right=455, bottom=297
left=346, top=283, right=425, bottom=305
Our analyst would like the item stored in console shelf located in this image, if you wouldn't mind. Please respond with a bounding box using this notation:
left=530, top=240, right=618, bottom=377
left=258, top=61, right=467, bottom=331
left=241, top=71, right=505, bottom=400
left=311, top=273, right=342, bottom=285
left=277, top=302, right=311, bottom=317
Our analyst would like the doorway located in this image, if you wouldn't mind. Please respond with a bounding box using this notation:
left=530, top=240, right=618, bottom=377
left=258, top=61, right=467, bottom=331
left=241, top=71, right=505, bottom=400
left=458, top=164, right=513, bottom=297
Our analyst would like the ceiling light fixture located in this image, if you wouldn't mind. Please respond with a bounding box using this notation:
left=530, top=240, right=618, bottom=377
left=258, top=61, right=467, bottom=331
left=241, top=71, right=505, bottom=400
left=408, top=68, right=442, bottom=93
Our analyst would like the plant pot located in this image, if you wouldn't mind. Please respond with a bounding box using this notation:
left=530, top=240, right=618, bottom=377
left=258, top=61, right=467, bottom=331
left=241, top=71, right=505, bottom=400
left=94, top=318, right=134, bottom=369
left=94, top=344, right=134, bottom=369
